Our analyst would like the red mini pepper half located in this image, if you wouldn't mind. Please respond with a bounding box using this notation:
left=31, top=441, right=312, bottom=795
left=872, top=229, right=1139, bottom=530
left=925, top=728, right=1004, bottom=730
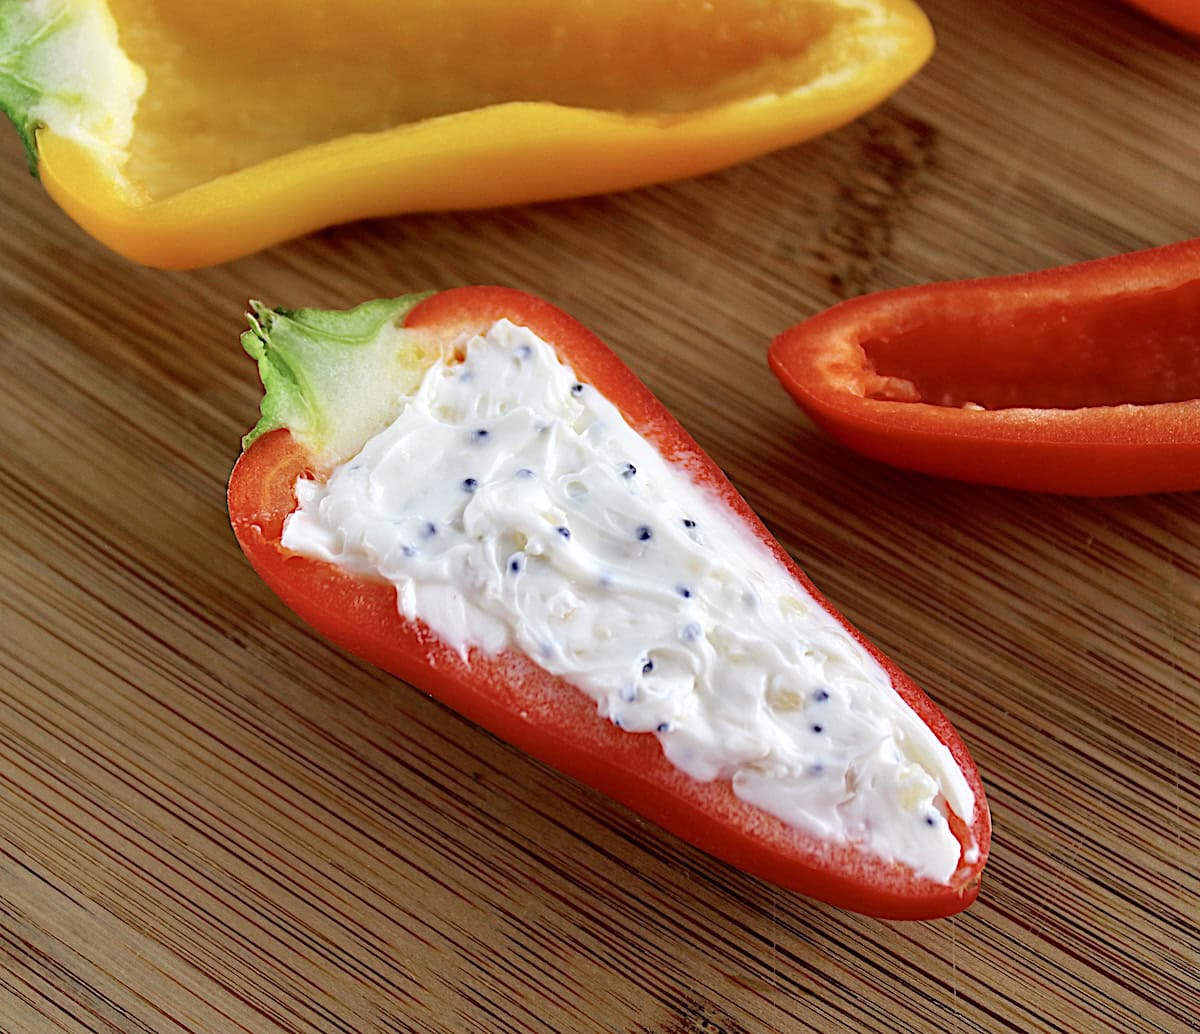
left=1124, top=0, right=1200, bottom=35
left=768, top=239, right=1200, bottom=496
left=228, top=286, right=990, bottom=919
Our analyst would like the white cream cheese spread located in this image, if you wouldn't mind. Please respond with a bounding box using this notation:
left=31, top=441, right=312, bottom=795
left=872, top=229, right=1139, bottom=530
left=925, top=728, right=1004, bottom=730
left=282, top=319, right=976, bottom=883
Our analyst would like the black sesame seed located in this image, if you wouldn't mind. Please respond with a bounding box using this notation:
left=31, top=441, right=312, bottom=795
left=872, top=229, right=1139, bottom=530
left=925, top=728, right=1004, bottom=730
left=811, top=724, right=824, bottom=734
left=677, top=585, right=692, bottom=599
left=621, top=463, right=637, bottom=478
left=642, top=659, right=654, bottom=674
left=470, top=428, right=489, bottom=442
left=516, top=344, right=532, bottom=359
left=462, top=477, right=478, bottom=492
left=623, top=686, right=638, bottom=703
left=811, top=762, right=825, bottom=776
left=925, top=815, right=938, bottom=827
left=556, top=526, right=571, bottom=539
left=636, top=526, right=653, bottom=541
left=682, top=518, right=696, bottom=529
left=656, top=722, right=670, bottom=733
left=402, top=545, right=417, bottom=557
left=423, top=522, right=438, bottom=537
left=814, top=688, right=831, bottom=703
left=612, top=717, right=623, bottom=729
left=571, top=383, right=585, bottom=395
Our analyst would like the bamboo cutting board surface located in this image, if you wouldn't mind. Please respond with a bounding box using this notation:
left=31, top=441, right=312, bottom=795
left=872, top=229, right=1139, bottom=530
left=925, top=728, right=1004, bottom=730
left=1, top=1, right=1198, bottom=1031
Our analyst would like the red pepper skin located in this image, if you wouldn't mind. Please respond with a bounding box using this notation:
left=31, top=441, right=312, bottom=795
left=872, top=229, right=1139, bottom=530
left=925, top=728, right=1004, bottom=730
left=1124, top=0, right=1200, bottom=35
left=229, top=287, right=989, bottom=919
left=768, top=239, right=1200, bottom=496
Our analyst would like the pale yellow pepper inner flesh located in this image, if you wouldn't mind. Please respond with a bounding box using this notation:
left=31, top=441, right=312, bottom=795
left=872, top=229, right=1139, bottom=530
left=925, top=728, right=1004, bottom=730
left=105, top=0, right=868, bottom=198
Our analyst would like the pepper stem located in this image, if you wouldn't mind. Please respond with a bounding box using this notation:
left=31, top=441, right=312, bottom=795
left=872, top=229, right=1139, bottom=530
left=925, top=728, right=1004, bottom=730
left=242, top=293, right=438, bottom=465
left=0, top=0, right=144, bottom=176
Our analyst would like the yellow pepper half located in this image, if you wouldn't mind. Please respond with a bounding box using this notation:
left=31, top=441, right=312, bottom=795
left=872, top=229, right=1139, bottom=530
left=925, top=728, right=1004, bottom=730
left=1, top=0, right=933, bottom=268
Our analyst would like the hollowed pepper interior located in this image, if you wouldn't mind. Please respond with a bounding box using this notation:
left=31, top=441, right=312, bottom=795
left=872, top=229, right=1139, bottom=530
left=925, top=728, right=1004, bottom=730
left=860, top=277, right=1200, bottom=410
left=108, top=0, right=862, bottom=199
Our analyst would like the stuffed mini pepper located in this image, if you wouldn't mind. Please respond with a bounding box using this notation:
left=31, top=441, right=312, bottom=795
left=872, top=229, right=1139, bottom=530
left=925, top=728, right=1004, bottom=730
left=228, top=287, right=990, bottom=919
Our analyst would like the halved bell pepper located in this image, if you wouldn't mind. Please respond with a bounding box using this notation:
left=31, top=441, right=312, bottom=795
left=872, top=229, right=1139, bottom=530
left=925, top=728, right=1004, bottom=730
left=0, top=0, right=933, bottom=268
left=227, top=286, right=990, bottom=919
left=768, top=238, right=1200, bottom=496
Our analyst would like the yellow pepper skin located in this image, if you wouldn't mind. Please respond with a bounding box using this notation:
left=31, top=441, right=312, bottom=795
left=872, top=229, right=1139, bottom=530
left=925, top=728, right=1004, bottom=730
left=2, top=1, right=933, bottom=269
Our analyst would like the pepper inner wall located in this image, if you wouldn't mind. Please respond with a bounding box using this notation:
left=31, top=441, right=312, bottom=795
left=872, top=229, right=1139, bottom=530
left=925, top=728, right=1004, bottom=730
left=105, top=0, right=851, bottom=198
left=860, top=278, right=1200, bottom=410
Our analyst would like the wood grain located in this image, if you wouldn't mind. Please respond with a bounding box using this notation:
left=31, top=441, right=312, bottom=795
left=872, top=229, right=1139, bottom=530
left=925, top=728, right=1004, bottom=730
left=1, top=0, right=1197, bottom=1031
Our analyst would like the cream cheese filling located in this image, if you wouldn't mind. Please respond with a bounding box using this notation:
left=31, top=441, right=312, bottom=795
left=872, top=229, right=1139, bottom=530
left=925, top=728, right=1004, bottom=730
left=282, top=319, right=976, bottom=883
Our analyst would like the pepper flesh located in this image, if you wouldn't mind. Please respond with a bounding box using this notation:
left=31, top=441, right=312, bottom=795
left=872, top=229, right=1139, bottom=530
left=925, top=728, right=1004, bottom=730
left=1123, top=0, right=1200, bottom=35
left=227, top=286, right=989, bottom=919
left=0, top=0, right=933, bottom=268
left=768, top=238, right=1200, bottom=496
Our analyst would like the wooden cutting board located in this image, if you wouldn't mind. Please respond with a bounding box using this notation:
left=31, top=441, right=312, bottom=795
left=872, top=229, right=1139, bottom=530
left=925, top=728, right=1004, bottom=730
left=1, top=0, right=1197, bottom=1031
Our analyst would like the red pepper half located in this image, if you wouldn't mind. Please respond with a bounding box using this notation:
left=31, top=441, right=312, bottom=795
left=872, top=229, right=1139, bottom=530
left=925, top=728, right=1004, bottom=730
left=768, top=239, right=1200, bottom=496
left=228, top=287, right=989, bottom=919
left=1124, top=0, right=1200, bottom=35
